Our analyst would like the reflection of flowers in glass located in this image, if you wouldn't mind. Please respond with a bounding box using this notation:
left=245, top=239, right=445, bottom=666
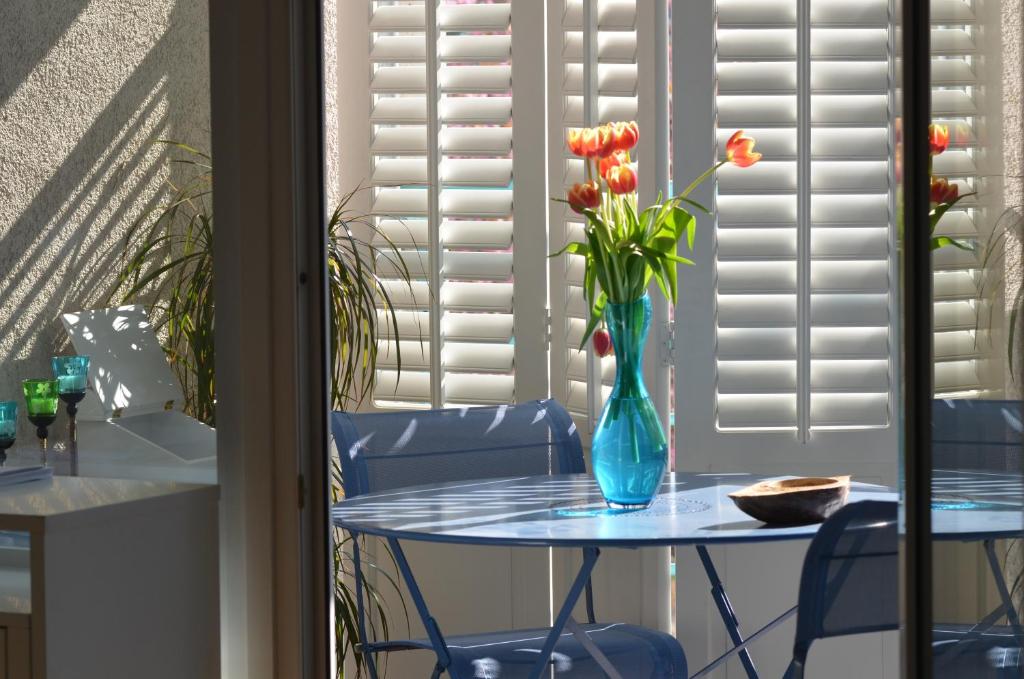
left=928, top=123, right=950, bottom=156
left=930, top=177, right=958, bottom=205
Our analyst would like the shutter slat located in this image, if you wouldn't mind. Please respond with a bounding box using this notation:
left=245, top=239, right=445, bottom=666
left=809, top=393, right=888, bottom=427
left=440, top=96, right=513, bottom=124
left=444, top=342, right=514, bottom=373
left=442, top=220, right=513, bottom=249
left=439, top=35, right=511, bottom=63
left=441, top=158, right=513, bottom=187
left=718, top=328, right=797, bottom=359
left=718, top=394, right=797, bottom=430
left=440, top=127, right=512, bottom=155
left=444, top=251, right=513, bottom=281
left=563, top=32, right=637, bottom=63
left=563, top=64, right=640, bottom=96
left=443, top=281, right=514, bottom=313
left=444, top=312, right=513, bottom=342
left=440, top=189, right=512, bottom=217
left=437, top=4, right=511, bottom=32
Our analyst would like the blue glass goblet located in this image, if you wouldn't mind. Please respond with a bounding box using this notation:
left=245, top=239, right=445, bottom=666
left=0, top=401, right=16, bottom=465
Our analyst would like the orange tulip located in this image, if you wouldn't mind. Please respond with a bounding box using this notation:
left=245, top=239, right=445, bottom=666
left=599, top=151, right=628, bottom=180
left=929, top=124, right=949, bottom=156
left=567, top=128, right=586, bottom=157
left=605, top=165, right=637, bottom=194
left=930, top=176, right=958, bottom=204
left=567, top=180, right=601, bottom=212
left=725, top=130, right=761, bottom=168
left=610, top=121, right=639, bottom=152
left=579, top=125, right=614, bottom=158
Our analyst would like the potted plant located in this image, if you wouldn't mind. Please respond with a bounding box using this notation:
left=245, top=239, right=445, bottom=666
left=114, top=141, right=411, bottom=676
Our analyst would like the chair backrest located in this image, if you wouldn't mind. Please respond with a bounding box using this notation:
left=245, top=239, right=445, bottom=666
left=933, top=399, right=1023, bottom=472
left=331, top=399, right=584, bottom=498
left=794, top=500, right=899, bottom=650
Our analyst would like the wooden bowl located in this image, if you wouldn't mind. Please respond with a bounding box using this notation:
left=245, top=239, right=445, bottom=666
left=728, top=476, right=851, bottom=525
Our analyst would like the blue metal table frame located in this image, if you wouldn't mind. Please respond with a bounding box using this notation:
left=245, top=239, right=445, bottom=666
left=333, top=471, right=1022, bottom=679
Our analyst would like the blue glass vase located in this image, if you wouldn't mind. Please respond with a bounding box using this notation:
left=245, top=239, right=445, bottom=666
left=591, top=294, right=668, bottom=509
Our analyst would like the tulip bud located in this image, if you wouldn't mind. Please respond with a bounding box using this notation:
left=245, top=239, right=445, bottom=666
left=592, top=328, right=613, bottom=357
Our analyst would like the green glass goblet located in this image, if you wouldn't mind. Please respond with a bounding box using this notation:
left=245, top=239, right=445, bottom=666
left=22, top=379, right=59, bottom=463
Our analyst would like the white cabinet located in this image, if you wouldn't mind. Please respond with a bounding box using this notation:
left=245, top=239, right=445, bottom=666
left=0, top=477, right=218, bottom=678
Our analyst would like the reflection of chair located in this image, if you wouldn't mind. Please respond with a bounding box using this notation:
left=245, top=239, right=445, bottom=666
left=332, top=400, right=687, bottom=679
left=933, top=399, right=1022, bottom=472
left=784, top=501, right=1021, bottom=679
left=59, top=306, right=216, bottom=482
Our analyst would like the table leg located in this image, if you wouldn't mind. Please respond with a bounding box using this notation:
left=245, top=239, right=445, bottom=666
left=695, top=545, right=760, bottom=679
left=386, top=537, right=462, bottom=678
left=983, top=540, right=1023, bottom=640
left=528, top=547, right=603, bottom=679
left=350, top=534, right=381, bottom=679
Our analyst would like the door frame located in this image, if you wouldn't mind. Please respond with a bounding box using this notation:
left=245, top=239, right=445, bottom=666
left=209, top=0, right=332, bottom=676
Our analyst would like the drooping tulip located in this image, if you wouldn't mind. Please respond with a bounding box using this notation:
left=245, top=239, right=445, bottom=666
left=929, top=124, right=950, bottom=156
left=930, top=176, right=958, bottom=204
left=599, top=151, right=628, bottom=180
left=725, top=130, right=762, bottom=168
left=610, top=121, right=639, bottom=152
left=567, top=180, right=601, bottom=212
left=605, top=165, right=637, bottom=194
left=592, top=328, right=613, bottom=357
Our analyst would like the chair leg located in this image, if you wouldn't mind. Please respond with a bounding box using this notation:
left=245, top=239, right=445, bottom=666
left=431, top=663, right=444, bottom=679
left=783, top=644, right=808, bottom=679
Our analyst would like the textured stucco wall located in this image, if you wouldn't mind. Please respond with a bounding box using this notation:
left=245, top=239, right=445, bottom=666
left=0, top=0, right=210, bottom=432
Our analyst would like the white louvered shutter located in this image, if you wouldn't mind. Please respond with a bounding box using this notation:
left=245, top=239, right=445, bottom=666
left=341, top=1, right=547, bottom=409
left=548, top=0, right=642, bottom=423
left=674, top=0, right=898, bottom=479
left=931, top=0, right=985, bottom=396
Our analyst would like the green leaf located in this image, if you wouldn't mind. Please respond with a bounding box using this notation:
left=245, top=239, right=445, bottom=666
left=931, top=235, right=974, bottom=252
left=549, top=241, right=590, bottom=258
left=579, top=293, right=608, bottom=349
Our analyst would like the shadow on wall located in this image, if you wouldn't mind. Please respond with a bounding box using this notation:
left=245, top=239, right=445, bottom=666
left=0, top=0, right=210, bottom=432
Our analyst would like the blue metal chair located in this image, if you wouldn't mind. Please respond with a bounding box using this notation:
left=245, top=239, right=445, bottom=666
left=784, top=500, right=1022, bottom=678
left=783, top=501, right=900, bottom=679
left=332, top=399, right=687, bottom=679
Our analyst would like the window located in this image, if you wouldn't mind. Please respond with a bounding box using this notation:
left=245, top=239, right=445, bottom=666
left=338, top=1, right=547, bottom=409
left=674, top=0, right=899, bottom=474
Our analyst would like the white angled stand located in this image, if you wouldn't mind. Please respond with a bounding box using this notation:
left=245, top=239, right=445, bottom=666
left=59, top=306, right=217, bottom=484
